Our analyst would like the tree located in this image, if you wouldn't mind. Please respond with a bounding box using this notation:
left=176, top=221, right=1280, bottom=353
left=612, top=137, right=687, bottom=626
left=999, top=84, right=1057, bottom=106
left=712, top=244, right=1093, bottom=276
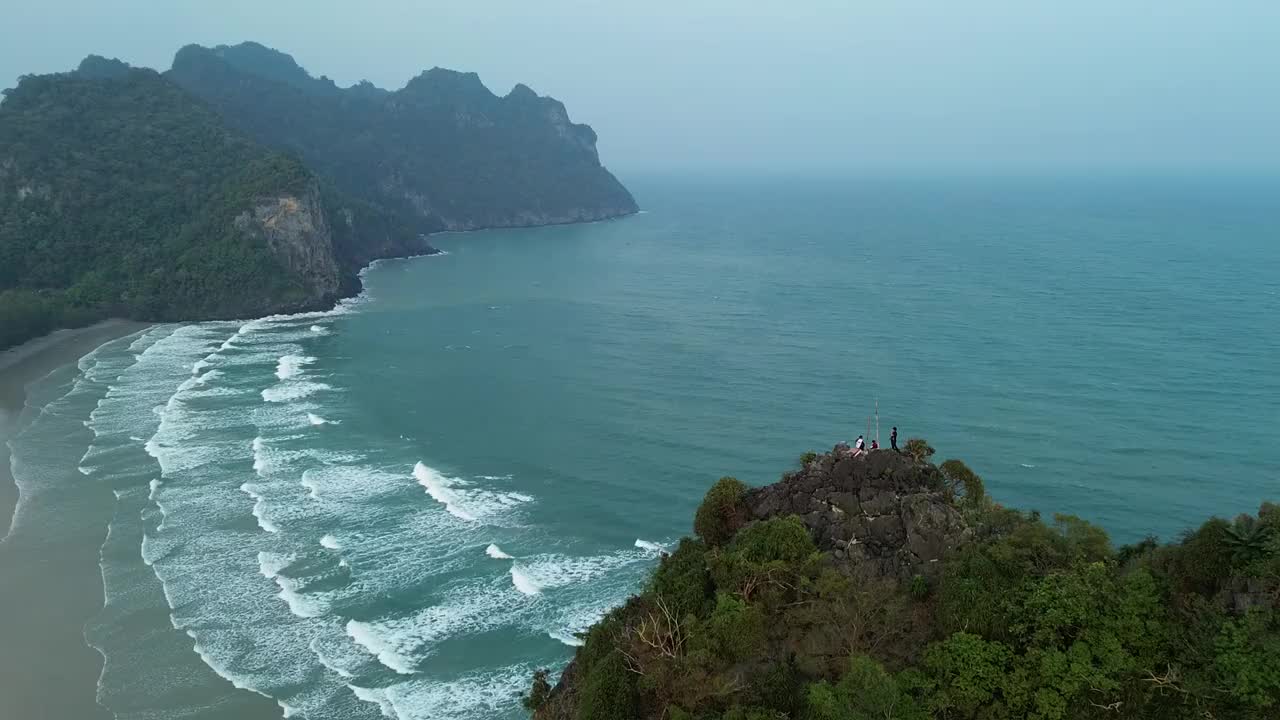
left=903, top=438, right=934, bottom=462
left=695, top=477, right=749, bottom=547
left=939, top=459, right=986, bottom=507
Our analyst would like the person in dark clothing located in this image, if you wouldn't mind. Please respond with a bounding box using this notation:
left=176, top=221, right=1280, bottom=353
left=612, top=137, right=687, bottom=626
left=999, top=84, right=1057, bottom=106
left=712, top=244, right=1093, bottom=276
left=890, top=427, right=898, bottom=452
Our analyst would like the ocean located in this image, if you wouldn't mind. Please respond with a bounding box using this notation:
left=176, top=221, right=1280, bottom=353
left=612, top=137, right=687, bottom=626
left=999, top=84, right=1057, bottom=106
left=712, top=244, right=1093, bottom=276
left=4, top=175, right=1278, bottom=719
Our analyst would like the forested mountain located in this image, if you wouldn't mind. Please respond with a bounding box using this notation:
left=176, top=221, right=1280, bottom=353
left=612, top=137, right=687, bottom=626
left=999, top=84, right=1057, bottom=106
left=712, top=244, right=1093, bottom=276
left=529, top=446, right=1280, bottom=720
left=168, top=42, right=638, bottom=232
left=0, top=43, right=637, bottom=350
left=0, top=58, right=425, bottom=349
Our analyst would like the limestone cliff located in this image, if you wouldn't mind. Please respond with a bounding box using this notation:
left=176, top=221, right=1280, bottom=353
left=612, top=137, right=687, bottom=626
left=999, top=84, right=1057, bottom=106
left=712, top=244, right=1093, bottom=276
left=231, top=183, right=341, bottom=310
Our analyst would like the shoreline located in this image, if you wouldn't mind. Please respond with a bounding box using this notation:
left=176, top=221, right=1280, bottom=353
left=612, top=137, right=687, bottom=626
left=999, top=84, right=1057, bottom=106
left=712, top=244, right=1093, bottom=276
left=0, top=217, right=563, bottom=544
left=0, top=319, right=150, bottom=542
left=0, top=319, right=148, bottom=720
left=0, top=317, right=288, bottom=720
left=0, top=255, right=431, bottom=720
left=0, top=215, right=633, bottom=720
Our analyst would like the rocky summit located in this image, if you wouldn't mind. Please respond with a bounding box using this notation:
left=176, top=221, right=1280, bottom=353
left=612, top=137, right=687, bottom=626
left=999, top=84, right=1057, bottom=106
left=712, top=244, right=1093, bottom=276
left=527, top=446, right=1279, bottom=720
left=746, top=448, right=971, bottom=582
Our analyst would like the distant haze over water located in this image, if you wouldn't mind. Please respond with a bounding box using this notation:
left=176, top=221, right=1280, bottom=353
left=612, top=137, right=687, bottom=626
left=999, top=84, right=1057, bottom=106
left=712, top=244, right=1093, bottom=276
left=5, top=2, right=1279, bottom=174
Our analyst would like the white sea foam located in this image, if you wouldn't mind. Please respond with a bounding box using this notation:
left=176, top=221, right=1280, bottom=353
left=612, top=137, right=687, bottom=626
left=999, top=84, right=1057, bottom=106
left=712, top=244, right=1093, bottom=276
left=346, top=620, right=418, bottom=676
left=349, top=684, right=396, bottom=718
left=510, top=567, right=542, bottom=595
left=1020, top=463, right=1037, bottom=468
left=190, top=633, right=267, bottom=694
left=363, top=663, right=535, bottom=720
left=634, top=539, right=666, bottom=553
left=485, top=544, right=513, bottom=560
left=276, top=354, right=316, bottom=380
left=309, top=637, right=359, bottom=681
left=82, top=287, right=567, bottom=718
left=262, top=381, right=331, bottom=403
left=258, top=551, right=326, bottom=618
left=308, top=412, right=336, bottom=426
left=301, top=472, right=322, bottom=500
left=549, top=629, right=585, bottom=647
left=240, top=483, right=280, bottom=533
left=413, top=462, right=534, bottom=524
left=347, top=578, right=523, bottom=677
left=147, top=478, right=168, bottom=530
left=193, top=369, right=222, bottom=385
left=257, top=550, right=293, bottom=579
left=513, top=549, right=657, bottom=595
left=114, top=322, right=385, bottom=716
left=413, top=463, right=476, bottom=521
left=251, top=437, right=268, bottom=475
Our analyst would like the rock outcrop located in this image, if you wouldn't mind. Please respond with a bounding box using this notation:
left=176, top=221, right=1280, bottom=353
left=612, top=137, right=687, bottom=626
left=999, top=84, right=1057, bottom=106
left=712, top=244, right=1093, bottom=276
left=531, top=450, right=974, bottom=720
left=233, top=183, right=341, bottom=304
left=746, top=447, right=971, bottom=582
left=531, top=450, right=1280, bottom=720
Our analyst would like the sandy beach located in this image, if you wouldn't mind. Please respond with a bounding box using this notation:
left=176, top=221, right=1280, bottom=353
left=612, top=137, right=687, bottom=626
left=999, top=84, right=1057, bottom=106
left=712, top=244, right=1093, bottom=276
left=0, top=320, right=149, bottom=540
left=0, top=321, right=146, bottom=720
left=0, top=321, right=144, bottom=720
left=0, top=321, right=279, bottom=720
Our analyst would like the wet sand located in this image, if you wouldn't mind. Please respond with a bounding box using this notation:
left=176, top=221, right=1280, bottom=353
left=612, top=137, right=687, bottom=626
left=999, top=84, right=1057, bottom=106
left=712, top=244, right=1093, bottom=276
left=0, top=321, right=149, bottom=540
left=0, top=321, right=279, bottom=720
left=0, top=321, right=146, bottom=720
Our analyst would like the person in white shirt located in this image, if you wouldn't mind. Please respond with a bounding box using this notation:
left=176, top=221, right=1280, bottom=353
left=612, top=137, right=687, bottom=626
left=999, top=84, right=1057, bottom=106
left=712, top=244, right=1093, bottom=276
left=852, top=435, right=866, bottom=457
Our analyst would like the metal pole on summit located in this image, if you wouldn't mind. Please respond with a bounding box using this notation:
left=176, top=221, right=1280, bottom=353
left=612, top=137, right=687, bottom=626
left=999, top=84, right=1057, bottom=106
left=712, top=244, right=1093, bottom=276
left=875, top=399, right=880, bottom=445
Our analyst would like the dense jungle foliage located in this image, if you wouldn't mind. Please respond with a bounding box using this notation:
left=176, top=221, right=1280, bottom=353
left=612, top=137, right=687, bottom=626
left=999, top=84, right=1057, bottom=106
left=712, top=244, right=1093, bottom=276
left=0, top=63, right=318, bottom=349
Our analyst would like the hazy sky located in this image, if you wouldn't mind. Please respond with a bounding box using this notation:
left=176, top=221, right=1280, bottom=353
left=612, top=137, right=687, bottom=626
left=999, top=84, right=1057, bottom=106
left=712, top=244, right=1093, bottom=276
left=3, top=1, right=1278, bottom=175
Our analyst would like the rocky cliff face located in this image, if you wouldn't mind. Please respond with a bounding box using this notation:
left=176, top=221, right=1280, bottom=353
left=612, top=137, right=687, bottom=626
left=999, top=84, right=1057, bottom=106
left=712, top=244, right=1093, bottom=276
left=232, top=182, right=341, bottom=306
left=168, top=43, right=639, bottom=235
left=747, top=447, right=971, bottom=582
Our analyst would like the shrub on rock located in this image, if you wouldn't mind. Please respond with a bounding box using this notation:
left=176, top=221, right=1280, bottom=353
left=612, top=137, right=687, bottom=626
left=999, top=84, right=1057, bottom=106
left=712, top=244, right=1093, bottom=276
left=695, top=476, right=748, bottom=546
left=903, top=438, right=935, bottom=462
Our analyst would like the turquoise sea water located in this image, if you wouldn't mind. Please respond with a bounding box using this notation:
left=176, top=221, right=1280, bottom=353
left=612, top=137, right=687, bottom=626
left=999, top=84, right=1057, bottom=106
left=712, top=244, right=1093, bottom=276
left=4, top=176, right=1278, bottom=719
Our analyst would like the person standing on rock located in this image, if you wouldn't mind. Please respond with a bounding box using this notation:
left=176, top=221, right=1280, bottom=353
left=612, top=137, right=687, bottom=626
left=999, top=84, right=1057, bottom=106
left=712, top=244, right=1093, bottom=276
left=853, top=434, right=866, bottom=457
left=890, top=427, right=898, bottom=452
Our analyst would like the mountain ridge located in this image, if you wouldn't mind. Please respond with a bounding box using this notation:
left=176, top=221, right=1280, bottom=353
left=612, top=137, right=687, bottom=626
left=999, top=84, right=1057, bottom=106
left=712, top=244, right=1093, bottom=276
left=0, top=61, right=421, bottom=349
left=168, top=41, right=638, bottom=233
left=0, top=44, right=638, bottom=350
